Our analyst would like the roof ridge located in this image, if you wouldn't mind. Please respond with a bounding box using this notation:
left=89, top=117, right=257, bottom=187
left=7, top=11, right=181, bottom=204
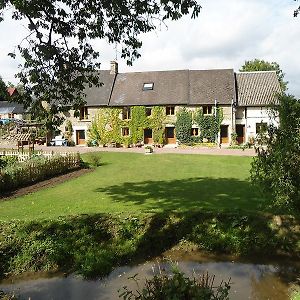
left=236, top=70, right=277, bottom=74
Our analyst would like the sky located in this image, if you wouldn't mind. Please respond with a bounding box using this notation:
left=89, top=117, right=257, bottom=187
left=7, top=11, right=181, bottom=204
left=0, top=0, right=299, bottom=96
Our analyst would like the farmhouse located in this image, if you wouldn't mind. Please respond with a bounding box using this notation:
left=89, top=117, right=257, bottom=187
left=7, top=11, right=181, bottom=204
left=61, top=61, right=281, bottom=146
left=0, top=87, right=25, bottom=123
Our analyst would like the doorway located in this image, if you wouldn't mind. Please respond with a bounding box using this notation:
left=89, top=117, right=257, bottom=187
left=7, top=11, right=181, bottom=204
left=220, top=125, right=229, bottom=144
left=76, top=130, right=86, bottom=145
left=144, top=128, right=153, bottom=144
left=165, top=127, right=176, bottom=144
left=236, top=125, right=245, bottom=144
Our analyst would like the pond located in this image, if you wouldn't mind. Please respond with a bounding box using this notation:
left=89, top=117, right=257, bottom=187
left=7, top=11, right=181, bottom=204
left=1, top=252, right=299, bottom=300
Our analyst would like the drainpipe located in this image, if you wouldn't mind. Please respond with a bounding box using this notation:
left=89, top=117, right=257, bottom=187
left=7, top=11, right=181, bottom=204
left=215, top=99, right=218, bottom=144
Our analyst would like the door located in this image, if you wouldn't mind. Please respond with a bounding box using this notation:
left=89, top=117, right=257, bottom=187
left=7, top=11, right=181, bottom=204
left=144, top=128, right=153, bottom=144
left=220, top=125, right=229, bottom=144
left=165, top=127, right=176, bottom=144
left=236, top=125, right=245, bottom=144
left=76, top=130, right=86, bottom=145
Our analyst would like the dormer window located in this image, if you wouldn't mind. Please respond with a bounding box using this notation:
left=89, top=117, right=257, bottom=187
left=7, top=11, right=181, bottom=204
left=143, top=83, right=154, bottom=91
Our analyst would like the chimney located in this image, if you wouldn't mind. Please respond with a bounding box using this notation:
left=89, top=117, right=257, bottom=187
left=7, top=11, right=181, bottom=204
left=110, top=61, right=118, bottom=75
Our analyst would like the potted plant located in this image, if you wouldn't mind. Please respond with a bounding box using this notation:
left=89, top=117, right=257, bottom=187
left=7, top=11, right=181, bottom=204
left=144, top=145, right=153, bottom=154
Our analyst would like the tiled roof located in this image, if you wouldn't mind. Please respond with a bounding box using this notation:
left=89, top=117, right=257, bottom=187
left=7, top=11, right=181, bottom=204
left=7, top=87, right=18, bottom=97
left=0, top=101, right=24, bottom=114
left=189, top=69, right=235, bottom=105
left=236, top=71, right=281, bottom=106
left=83, top=67, right=281, bottom=108
left=84, top=71, right=116, bottom=106
left=109, top=70, right=189, bottom=106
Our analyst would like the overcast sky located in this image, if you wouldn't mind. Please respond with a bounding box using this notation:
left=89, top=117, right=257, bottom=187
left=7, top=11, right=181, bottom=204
left=0, top=0, right=299, bottom=96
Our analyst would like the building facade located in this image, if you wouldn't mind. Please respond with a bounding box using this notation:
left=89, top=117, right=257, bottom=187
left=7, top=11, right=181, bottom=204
left=61, top=62, right=281, bottom=146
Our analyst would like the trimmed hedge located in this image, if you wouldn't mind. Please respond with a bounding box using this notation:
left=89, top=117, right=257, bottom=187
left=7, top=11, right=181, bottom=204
left=0, top=154, right=81, bottom=192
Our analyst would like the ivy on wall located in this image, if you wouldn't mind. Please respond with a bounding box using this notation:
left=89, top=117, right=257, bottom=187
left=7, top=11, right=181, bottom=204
left=175, top=107, right=192, bottom=144
left=88, top=108, right=123, bottom=145
left=151, top=106, right=166, bottom=145
left=88, top=106, right=166, bottom=146
left=129, top=106, right=148, bottom=144
left=194, top=107, right=223, bottom=143
left=88, top=106, right=223, bottom=146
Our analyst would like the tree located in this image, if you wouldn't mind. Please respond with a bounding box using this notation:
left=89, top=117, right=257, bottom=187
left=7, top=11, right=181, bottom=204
left=295, top=0, right=300, bottom=17
left=250, top=94, right=300, bottom=212
left=0, top=76, right=8, bottom=101
left=240, top=59, right=288, bottom=92
left=0, top=1, right=201, bottom=119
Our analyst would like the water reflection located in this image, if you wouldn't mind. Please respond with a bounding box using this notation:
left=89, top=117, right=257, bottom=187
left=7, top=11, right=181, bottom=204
left=0, top=259, right=298, bottom=300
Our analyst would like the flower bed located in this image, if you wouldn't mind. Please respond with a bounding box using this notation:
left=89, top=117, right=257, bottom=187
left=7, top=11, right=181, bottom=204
left=0, top=153, right=81, bottom=193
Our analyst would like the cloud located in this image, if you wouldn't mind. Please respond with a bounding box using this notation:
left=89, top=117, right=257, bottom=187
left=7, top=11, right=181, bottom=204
left=0, top=0, right=299, bottom=96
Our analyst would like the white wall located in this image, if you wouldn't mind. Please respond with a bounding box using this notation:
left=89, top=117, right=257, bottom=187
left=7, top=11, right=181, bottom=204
left=236, top=106, right=279, bottom=142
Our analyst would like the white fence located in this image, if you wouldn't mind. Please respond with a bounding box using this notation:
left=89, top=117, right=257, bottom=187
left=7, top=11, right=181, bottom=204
left=0, top=150, right=74, bottom=162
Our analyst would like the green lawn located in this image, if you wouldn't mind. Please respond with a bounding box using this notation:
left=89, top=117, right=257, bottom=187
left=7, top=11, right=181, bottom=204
left=0, top=152, right=267, bottom=221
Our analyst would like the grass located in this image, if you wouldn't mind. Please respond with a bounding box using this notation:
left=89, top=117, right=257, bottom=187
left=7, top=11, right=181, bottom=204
left=0, top=152, right=268, bottom=221
left=0, top=152, right=299, bottom=279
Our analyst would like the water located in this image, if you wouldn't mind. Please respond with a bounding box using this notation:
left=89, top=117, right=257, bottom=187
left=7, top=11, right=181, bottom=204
left=1, top=253, right=299, bottom=300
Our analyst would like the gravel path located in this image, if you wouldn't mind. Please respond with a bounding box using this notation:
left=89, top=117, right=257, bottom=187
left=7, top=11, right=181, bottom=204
left=0, top=142, right=255, bottom=156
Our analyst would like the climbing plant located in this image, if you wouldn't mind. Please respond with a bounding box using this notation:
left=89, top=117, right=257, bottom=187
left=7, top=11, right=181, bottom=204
left=175, top=107, right=192, bottom=144
left=151, top=106, right=166, bottom=145
left=194, top=107, right=223, bottom=143
left=88, top=106, right=166, bottom=146
left=88, top=108, right=123, bottom=145
left=129, top=106, right=148, bottom=144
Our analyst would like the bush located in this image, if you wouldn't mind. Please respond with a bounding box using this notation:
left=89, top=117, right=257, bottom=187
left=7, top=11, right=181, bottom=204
left=118, top=266, right=231, bottom=300
left=87, top=153, right=101, bottom=167
left=251, top=94, right=300, bottom=212
left=175, top=107, right=193, bottom=144
left=0, top=154, right=81, bottom=192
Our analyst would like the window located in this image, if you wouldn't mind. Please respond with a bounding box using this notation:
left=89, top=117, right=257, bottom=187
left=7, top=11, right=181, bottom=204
left=122, top=127, right=130, bottom=136
left=191, top=128, right=199, bottom=136
left=203, top=106, right=212, bottom=115
left=80, top=107, right=88, bottom=120
left=166, top=106, right=175, bottom=116
left=143, top=83, right=154, bottom=91
left=8, top=113, right=15, bottom=119
left=146, top=107, right=152, bottom=117
left=256, top=122, right=268, bottom=134
left=122, top=107, right=131, bottom=120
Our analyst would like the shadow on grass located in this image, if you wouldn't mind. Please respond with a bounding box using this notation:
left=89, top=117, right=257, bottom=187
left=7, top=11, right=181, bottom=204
left=95, top=177, right=267, bottom=213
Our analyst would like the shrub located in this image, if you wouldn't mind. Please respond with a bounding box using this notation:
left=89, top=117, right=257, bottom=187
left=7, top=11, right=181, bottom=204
left=251, top=94, right=300, bottom=212
left=87, top=153, right=101, bottom=167
left=118, top=266, right=231, bottom=300
left=175, top=107, right=192, bottom=144
left=0, top=153, right=81, bottom=192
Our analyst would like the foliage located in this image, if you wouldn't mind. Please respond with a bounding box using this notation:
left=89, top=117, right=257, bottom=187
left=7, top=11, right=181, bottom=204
left=0, top=290, right=17, bottom=300
left=240, top=59, right=288, bottom=91
left=250, top=94, right=300, bottom=212
left=0, top=76, right=8, bottom=102
left=0, top=156, right=17, bottom=169
left=86, top=153, right=101, bottom=167
left=88, top=108, right=123, bottom=145
left=88, top=106, right=166, bottom=146
left=151, top=107, right=165, bottom=145
left=119, top=266, right=231, bottom=300
left=0, top=153, right=81, bottom=192
left=175, top=107, right=192, bottom=144
left=0, top=1, right=200, bottom=120
left=194, top=108, right=223, bottom=143
left=64, top=120, right=74, bottom=145
left=0, top=211, right=298, bottom=280
left=130, top=106, right=148, bottom=144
